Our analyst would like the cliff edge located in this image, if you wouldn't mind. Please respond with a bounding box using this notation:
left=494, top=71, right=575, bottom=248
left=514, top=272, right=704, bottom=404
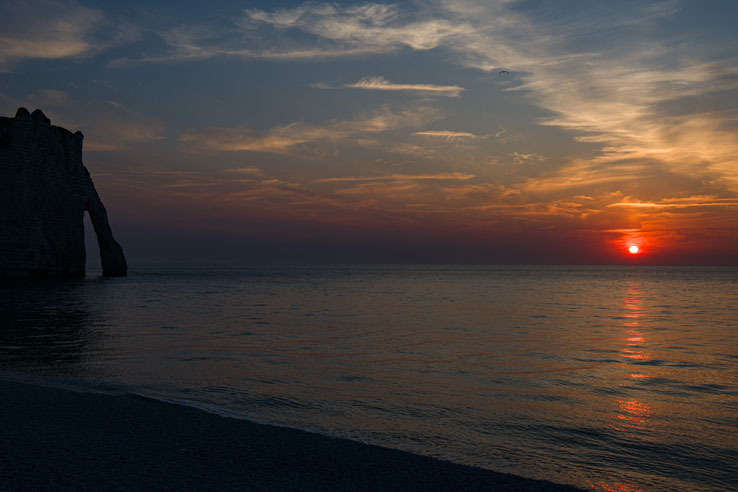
left=0, top=108, right=127, bottom=277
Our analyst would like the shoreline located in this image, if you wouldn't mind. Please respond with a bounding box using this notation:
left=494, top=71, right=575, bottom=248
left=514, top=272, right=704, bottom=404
left=1, top=379, right=586, bottom=491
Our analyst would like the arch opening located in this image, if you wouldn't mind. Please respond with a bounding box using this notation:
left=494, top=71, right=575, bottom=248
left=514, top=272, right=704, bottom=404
left=83, top=212, right=102, bottom=275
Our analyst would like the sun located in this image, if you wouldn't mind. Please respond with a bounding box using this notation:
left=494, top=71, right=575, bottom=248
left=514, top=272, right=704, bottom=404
left=628, top=245, right=640, bottom=254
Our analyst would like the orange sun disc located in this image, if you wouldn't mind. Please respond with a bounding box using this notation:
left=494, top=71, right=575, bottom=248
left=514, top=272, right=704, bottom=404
left=628, top=245, right=639, bottom=254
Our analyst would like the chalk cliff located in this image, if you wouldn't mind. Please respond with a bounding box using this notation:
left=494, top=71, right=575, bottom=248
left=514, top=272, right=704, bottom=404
left=0, top=108, right=127, bottom=277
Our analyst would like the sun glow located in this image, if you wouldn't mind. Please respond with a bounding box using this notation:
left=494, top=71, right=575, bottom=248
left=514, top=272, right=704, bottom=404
left=628, top=245, right=640, bottom=254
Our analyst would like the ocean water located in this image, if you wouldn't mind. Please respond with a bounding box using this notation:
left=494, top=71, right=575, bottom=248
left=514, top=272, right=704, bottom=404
left=1, top=265, right=736, bottom=491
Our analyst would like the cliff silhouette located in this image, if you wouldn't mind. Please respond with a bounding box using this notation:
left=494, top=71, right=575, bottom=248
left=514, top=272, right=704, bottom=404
left=0, top=108, right=127, bottom=277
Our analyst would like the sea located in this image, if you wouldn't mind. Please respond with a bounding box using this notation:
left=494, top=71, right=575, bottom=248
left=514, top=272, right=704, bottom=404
left=1, top=265, right=736, bottom=491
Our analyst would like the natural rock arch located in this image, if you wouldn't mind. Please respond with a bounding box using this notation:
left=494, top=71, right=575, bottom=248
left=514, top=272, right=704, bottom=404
left=0, top=108, right=127, bottom=277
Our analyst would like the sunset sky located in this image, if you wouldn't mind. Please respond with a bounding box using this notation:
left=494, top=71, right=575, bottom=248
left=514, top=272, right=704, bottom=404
left=2, top=0, right=737, bottom=264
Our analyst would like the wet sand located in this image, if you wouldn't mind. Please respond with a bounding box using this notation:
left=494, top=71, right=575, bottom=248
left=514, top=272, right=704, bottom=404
left=0, top=380, right=585, bottom=491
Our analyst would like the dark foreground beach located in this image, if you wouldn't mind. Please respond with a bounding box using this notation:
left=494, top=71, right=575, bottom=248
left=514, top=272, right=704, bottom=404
left=1, top=380, right=585, bottom=491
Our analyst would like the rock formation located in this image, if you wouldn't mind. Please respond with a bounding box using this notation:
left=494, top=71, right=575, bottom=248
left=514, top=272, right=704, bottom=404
left=0, top=108, right=127, bottom=277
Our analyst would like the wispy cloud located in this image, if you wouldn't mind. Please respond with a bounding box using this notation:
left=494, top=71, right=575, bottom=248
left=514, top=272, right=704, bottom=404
left=413, top=130, right=482, bottom=141
left=110, top=46, right=386, bottom=68
left=83, top=113, right=165, bottom=152
left=1, top=90, right=163, bottom=151
left=26, top=89, right=71, bottom=107
left=355, top=138, right=437, bottom=158
left=180, top=105, right=442, bottom=155
left=0, top=0, right=137, bottom=70
left=314, top=172, right=475, bottom=183
left=140, top=1, right=737, bottom=196
left=102, top=0, right=738, bottom=173
left=67, top=0, right=738, bottom=247
left=522, top=159, right=651, bottom=192
left=343, top=76, right=465, bottom=97
left=0, top=0, right=101, bottom=69
left=241, top=3, right=466, bottom=52
left=222, top=167, right=263, bottom=176
left=110, top=2, right=468, bottom=66
left=511, top=152, right=544, bottom=164
left=608, top=196, right=738, bottom=209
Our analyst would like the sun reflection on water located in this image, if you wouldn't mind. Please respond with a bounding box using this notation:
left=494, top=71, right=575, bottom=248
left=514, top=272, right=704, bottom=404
left=616, top=399, right=654, bottom=431
left=618, top=282, right=651, bottom=364
left=589, top=481, right=646, bottom=492
left=595, top=280, right=656, bottom=492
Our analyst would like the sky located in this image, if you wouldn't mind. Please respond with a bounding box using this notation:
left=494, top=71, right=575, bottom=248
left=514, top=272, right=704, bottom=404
left=2, top=0, right=738, bottom=264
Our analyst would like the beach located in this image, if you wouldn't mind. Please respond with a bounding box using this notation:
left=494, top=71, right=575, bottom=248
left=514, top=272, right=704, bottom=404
left=0, top=380, right=584, bottom=491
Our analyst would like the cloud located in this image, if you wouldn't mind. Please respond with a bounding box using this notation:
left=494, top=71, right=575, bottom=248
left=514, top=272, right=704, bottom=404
left=354, top=138, right=437, bottom=157
left=0, top=0, right=102, bottom=68
left=313, top=172, right=479, bottom=211
left=180, top=105, right=442, bottom=154
left=222, top=167, right=263, bottom=176
left=82, top=114, right=165, bottom=151
left=1, top=90, right=163, bottom=151
left=26, top=89, right=71, bottom=107
left=511, top=152, right=544, bottom=164
left=608, top=196, right=738, bottom=209
left=314, top=173, right=475, bottom=183
left=385, top=143, right=437, bottom=158
left=522, top=159, right=651, bottom=193
left=241, top=3, right=466, bottom=52
left=0, top=0, right=136, bottom=70
left=185, top=1, right=737, bottom=195
left=493, top=129, right=519, bottom=144
left=343, top=76, right=465, bottom=97
left=110, top=2, right=469, bottom=66
left=85, top=0, right=738, bottom=237
left=413, top=130, right=481, bottom=141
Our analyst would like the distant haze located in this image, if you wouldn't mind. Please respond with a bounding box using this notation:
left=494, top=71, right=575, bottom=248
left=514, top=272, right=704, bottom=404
left=6, top=0, right=738, bottom=265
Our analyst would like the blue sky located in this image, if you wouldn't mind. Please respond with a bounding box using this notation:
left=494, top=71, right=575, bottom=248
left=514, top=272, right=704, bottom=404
left=2, top=0, right=737, bottom=263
